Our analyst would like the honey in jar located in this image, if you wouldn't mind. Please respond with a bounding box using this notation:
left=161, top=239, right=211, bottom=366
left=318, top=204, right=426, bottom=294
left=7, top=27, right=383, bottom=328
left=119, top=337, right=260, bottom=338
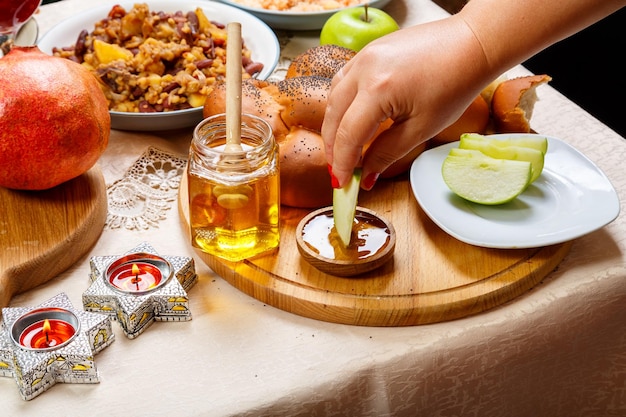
left=188, top=113, right=280, bottom=262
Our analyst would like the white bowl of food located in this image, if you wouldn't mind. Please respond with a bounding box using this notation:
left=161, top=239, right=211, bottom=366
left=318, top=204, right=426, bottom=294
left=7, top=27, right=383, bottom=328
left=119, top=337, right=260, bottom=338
left=37, top=0, right=280, bottom=131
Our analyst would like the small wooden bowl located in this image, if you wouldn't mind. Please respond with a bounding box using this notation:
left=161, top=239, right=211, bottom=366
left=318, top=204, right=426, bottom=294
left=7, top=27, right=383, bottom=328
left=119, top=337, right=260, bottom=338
left=295, top=206, right=396, bottom=277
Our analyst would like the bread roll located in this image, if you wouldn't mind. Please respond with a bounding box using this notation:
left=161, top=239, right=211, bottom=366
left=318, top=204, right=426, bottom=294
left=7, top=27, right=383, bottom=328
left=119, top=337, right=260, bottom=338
left=279, top=127, right=332, bottom=208
left=275, top=76, right=331, bottom=132
left=286, top=44, right=356, bottom=79
left=431, top=95, right=491, bottom=145
left=491, top=74, right=552, bottom=133
left=203, top=77, right=332, bottom=208
left=479, top=74, right=508, bottom=107
left=203, top=79, right=289, bottom=139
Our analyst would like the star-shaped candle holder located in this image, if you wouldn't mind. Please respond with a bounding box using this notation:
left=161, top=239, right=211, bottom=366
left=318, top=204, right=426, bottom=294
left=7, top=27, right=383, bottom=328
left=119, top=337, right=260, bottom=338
left=0, top=293, right=115, bottom=401
left=83, top=242, right=197, bottom=339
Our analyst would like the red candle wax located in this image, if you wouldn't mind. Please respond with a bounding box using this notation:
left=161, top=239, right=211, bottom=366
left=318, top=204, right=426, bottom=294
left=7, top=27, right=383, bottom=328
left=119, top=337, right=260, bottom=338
left=109, top=262, right=163, bottom=292
left=19, top=318, right=76, bottom=349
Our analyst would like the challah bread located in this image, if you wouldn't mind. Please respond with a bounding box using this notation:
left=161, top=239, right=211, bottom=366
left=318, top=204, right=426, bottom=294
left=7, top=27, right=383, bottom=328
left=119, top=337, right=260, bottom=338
left=203, top=76, right=333, bottom=208
left=285, top=44, right=356, bottom=78
left=203, top=43, right=550, bottom=207
left=491, top=74, right=552, bottom=133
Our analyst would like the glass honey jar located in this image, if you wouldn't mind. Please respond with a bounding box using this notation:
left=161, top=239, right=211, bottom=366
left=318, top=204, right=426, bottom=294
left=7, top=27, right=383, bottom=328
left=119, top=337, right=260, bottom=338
left=188, top=113, right=280, bottom=262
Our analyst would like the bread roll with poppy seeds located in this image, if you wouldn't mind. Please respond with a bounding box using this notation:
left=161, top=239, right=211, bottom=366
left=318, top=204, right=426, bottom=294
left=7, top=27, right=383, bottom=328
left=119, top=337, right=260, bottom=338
left=285, top=44, right=356, bottom=78
left=275, top=76, right=331, bottom=132
left=203, top=77, right=332, bottom=208
left=279, top=126, right=333, bottom=208
left=203, top=79, right=289, bottom=139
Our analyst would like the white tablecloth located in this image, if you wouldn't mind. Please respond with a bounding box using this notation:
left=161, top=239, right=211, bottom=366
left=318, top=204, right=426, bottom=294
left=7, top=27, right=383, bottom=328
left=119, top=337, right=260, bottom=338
left=3, top=1, right=625, bottom=415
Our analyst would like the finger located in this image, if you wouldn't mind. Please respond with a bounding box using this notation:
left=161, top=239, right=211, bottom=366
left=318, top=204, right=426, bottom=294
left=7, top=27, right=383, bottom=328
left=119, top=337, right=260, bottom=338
left=326, top=88, right=392, bottom=187
left=360, top=120, right=431, bottom=190
left=321, top=66, right=351, bottom=167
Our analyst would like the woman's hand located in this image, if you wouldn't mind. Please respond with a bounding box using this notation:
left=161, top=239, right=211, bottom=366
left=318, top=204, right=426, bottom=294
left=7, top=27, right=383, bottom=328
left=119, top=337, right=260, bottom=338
left=322, top=0, right=626, bottom=190
left=321, top=15, right=488, bottom=189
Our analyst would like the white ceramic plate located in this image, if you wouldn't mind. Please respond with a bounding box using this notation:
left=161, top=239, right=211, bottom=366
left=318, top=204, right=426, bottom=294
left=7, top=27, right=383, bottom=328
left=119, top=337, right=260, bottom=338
left=410, top=134, right=620, bottom=249
left=37, top=0, right=280, bottom=131
left=216, top=0, right=392, bottom=31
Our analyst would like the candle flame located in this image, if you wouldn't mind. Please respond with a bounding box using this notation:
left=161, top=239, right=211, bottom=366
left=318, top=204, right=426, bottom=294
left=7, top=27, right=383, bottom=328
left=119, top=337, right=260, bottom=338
left=42, top=319, right=51, bottom=334
left=43, top=319, right=52, bottom=344
left=132, top=263, right=140, bottom=275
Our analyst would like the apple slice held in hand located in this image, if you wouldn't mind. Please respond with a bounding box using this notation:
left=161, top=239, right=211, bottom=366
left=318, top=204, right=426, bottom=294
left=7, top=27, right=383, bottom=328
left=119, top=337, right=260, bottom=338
left=442, top=149, right=532, bottom=205
left=333, top=169, right=362, bottom=247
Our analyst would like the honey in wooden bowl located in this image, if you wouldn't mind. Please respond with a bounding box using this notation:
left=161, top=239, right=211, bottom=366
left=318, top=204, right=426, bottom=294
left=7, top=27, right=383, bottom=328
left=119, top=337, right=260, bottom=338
left=295, top=206, right=396, bottom=277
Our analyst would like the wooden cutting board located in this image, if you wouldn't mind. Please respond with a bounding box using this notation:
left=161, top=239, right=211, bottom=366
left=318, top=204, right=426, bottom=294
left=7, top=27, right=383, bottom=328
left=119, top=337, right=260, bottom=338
left=178, top=173, right=572, bottom=326
left=0, top=165, right=107, bottom=311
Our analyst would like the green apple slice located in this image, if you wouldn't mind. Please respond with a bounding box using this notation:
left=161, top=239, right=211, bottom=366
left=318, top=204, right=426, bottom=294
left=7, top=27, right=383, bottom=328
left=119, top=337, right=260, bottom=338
left=458, top=136, right=545, bottom=183
left=460, top=133, right=548, bottom=155
left=442, top=149, right=532, bottom=205
left=333, top=168, right=362, bottom=247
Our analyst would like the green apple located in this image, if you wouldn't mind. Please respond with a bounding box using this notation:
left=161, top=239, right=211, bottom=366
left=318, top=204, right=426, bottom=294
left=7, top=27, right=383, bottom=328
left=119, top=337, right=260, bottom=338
left=333, top=168, right=362, bottom=247
left=459, top=135, right=545, bottom=183
left=442, top=149, right=532, bottom=205
left=460, top=133, right=548, bottom=154
left=320, top=6, right=399, bottom=52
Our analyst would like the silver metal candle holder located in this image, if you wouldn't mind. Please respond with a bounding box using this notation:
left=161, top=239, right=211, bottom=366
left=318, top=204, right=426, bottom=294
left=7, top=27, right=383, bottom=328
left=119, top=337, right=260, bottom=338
left=83, top=242, right=197, bottom=339
left=0, top=293, right=115, bottom=401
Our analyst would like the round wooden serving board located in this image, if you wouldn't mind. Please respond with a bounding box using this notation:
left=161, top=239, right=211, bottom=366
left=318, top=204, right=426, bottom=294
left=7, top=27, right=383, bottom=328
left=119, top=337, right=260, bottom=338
left=0, top=165, right=107, bottom=311
left=178, top=173, right=572, bottom=326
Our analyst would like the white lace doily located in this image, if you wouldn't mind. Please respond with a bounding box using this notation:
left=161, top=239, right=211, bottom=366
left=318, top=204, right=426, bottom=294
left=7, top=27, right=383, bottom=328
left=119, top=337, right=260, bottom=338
left=105, top=147, right=187, bottom=231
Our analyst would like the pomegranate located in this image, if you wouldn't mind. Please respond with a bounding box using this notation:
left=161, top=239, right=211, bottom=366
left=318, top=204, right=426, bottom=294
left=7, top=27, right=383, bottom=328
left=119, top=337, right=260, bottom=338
left=0, top=45, right=110, bottom=190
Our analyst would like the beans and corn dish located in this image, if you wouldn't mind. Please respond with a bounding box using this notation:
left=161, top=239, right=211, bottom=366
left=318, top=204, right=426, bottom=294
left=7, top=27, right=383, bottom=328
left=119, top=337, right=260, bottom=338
left=52, top=3, right=264, bottom=113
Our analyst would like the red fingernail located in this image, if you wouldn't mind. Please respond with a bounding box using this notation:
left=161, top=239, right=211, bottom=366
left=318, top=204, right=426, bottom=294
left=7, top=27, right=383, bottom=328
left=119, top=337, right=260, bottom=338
left=363, top=172, right=380, bottom=190
left=328, top=164, right=340, bottom=189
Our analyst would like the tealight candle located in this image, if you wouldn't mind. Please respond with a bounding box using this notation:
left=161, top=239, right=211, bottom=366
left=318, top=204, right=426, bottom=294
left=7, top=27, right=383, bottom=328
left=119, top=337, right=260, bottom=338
left=11, top=307, right=79, bottom=351
left=109, top=262, right=162, bottom=292
left=105, top=253, right=172, bottom=295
